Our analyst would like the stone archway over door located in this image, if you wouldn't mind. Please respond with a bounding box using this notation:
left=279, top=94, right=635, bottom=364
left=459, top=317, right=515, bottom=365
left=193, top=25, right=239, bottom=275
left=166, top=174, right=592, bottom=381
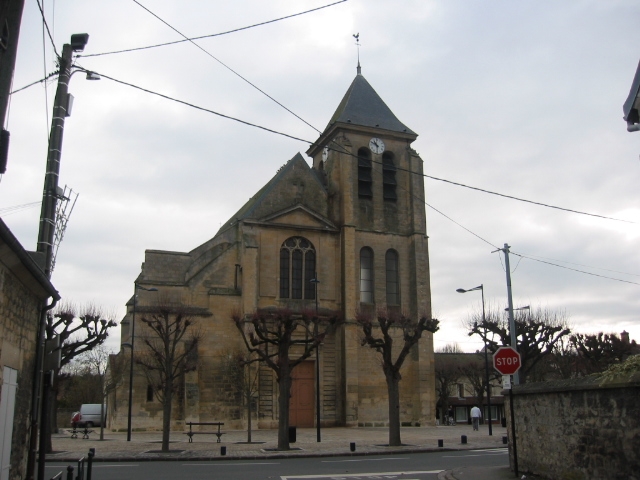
left=289, top=361, right=314, bottom=427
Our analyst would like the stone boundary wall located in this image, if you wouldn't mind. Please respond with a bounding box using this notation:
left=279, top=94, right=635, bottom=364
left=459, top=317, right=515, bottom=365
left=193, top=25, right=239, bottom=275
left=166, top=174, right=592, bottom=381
left=507, top=372, right=640, bottom=480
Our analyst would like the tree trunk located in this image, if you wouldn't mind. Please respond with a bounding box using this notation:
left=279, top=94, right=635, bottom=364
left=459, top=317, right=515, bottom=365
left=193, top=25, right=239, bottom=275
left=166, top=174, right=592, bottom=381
left=162, top=377, right=173, bottom=452
left=277, top=372, right=292, bottom=450
left=386, top=373, right=401, bottom=447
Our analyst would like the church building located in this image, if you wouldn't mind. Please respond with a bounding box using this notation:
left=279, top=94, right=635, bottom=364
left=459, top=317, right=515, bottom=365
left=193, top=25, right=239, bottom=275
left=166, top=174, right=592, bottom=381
left=112, top=66, right=436, bottom=431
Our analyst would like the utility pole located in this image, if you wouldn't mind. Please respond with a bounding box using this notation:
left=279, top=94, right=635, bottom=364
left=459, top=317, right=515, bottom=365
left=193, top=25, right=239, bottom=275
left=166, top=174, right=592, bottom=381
left=32, top=33, right=89, bottom=480
left=36, top=43, right=73, bottom=278
left=502, top=243, right=519, bottom=385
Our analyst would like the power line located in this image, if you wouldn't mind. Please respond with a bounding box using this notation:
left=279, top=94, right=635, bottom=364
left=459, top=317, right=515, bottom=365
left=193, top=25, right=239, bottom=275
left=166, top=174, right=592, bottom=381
left=423, top=174, right=635, bottom=225
left=9, top=71, right=59, bottom=95
left=0, top=201, right=42, bottom=216
left=36, top=0, right=59, bottom=58
left=511, top=252, right=640, bottom=286
left=87, top=69, right=312, bottom=144
left=131, top=0, right=321, bottom=134
left=80, top=0, right=348, bottom=59
left=54, top=67, right=638, bottom=287
left=425, top=202, right=499, bottom=250
left=87, top=66, right=633, bottom=228
left=511, top=252, right=640, bottom=278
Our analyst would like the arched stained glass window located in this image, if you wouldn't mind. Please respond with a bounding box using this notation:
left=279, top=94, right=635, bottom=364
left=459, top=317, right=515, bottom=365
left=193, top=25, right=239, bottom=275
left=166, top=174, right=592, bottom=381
left=279, top=237, right=316, bottom=300
left=360, top=247, right=374, bottom=303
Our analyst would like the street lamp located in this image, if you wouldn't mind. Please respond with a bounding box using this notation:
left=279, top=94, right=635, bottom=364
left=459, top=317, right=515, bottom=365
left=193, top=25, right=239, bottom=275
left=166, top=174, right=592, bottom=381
left=505, top=305, right=530, bottom=312
left=456, top=284, right=493, bottom=435
left=310, top=274, right=320, bottom=442
left=126, top=284, right=158, bottom=442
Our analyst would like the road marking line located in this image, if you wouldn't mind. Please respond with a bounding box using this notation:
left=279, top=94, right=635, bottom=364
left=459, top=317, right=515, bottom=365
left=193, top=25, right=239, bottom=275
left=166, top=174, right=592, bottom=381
left=280, top=470, right=443, bottom=479
left=322, top=457, right=407, bottom=463
left=183, top=462, right=280, bottom=466
left=443, top=453, right=507, bottom=458
left=92, top=465, right=140, bottom=468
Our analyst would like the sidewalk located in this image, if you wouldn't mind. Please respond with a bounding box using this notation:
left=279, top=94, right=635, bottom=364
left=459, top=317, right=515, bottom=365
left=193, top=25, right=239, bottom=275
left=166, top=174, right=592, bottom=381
left=47, top=424, right=527, bottom=479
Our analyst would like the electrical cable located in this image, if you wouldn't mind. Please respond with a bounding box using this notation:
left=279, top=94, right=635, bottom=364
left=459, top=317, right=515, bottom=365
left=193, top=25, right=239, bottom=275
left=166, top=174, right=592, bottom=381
left=0, top=201, right=42, bottom=216
left=83, top=67, right=634, bottom=227
left=79, top=0, right=348, bottom=59
left=36, top=0, right=59, bottom=58
left=131, top=0, right=322, bottom=134
left=9, top=71, right=59, bottom=95
left=511, top=252, right=640, bottom=286
left=86, top=69, right=311, bottom=144
left=73, top=67, right=638, bottom=285
left=510, top=252, right=640, bottom=278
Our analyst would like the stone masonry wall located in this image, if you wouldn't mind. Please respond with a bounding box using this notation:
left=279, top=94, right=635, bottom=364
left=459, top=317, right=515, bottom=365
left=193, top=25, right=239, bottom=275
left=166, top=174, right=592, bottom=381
left=508, top=373, right=640, bottom=480
left=0, top=263, right=43, bottom=480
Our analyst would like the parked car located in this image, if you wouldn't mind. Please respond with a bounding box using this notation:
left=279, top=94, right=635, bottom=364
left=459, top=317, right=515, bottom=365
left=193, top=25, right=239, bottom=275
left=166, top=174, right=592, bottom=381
left=76, top=404, right=106, bottom=427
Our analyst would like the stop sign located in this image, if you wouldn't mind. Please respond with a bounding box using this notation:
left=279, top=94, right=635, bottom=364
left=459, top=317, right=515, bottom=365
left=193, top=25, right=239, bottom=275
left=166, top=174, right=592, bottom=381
left=493, top=346, right=521, bottom=375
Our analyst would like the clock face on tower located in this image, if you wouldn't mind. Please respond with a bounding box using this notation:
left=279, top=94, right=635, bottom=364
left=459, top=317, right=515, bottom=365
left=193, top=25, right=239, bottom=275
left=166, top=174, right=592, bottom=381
left=369, top=137, right=385, bottom=154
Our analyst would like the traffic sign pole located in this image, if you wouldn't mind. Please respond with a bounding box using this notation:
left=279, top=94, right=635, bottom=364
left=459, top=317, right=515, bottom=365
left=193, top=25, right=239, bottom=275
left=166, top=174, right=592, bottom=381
left=493, top=346, right=520, bottom=478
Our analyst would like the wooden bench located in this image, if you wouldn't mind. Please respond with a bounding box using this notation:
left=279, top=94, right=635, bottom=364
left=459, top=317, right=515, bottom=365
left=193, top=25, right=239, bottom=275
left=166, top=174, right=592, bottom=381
left=184, top=422, right=225, bottom=443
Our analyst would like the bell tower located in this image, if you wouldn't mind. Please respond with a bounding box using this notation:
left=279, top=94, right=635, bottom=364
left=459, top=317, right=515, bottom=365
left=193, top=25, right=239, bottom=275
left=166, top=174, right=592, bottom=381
left=306, top=69, right=426, bottom=238
left=307, top=68, right=433, bottom=428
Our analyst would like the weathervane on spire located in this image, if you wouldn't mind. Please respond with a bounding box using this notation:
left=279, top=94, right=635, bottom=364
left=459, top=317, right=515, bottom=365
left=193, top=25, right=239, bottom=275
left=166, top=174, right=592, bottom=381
left=353, top=33, right=361, bottom=74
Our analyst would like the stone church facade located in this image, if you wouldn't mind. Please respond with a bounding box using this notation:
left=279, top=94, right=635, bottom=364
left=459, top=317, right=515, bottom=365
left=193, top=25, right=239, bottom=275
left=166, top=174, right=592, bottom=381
left=111, top=68, right=436, bottom=432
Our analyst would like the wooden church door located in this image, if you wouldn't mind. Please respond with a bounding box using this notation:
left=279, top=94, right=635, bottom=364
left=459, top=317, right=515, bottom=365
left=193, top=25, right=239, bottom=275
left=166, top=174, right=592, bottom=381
left=289, top=361, right=314, bottom=427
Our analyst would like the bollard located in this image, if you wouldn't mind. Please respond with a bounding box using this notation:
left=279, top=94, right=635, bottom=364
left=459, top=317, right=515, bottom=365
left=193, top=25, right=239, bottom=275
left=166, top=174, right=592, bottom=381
left=221, top=446, right=227, bottom=456
left=350, top=442, right=356, bottom=452
left=438, top=439, right=443, bottom=448
left=502, top=435, right=508, bottom=445
left=461, top=435, right=467, bottom=444
left=87, top=448, right=95, bottom=480
left=76, top=456, right=85, bottom=480
left=66, top=465, right=74, bottom=480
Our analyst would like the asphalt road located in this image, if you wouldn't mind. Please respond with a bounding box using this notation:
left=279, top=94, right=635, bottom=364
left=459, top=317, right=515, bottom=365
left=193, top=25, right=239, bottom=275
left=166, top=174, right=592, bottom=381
left=45, top=448, right=509, bottom=480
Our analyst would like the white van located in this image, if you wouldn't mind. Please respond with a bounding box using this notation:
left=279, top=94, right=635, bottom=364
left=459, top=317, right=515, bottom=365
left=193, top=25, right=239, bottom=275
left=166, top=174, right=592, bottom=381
left=78, top=404, right=106, bottom=427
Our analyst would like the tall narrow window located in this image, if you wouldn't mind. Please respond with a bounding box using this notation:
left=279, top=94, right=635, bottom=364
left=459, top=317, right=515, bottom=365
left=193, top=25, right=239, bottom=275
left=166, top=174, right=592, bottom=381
left=382, top=152, right=397, bottom=201
left=385, top=249, right=399, bottom=305
left=360, top=247, right=374, bottom=303
left=279, top=237, right=316, bottom=300
left=358, top=147, right=373, bottom=198
left=147, top=385, right=154, bottom=402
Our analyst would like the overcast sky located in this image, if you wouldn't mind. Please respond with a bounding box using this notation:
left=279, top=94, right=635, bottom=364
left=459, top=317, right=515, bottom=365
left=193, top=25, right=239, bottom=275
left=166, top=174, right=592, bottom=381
left=3, top=0, right=639, bottom=353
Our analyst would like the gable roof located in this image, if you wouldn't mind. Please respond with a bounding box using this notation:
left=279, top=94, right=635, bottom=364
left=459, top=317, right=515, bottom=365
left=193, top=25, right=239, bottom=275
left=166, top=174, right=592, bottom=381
left=326, top=72, right=416, bottom=136
left=217, top=153, right=327, bottom=234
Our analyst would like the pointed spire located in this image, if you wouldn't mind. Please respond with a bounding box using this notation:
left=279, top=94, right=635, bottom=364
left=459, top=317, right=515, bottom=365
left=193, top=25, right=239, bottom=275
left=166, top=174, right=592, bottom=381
left=325, top=74, right=416, bottom=135
left=353, top=33, right=361, bottom=75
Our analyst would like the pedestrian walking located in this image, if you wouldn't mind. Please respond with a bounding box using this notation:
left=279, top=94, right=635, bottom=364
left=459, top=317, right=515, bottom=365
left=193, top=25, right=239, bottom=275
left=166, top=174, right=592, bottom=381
left=470, top=405, right=481, bottom=431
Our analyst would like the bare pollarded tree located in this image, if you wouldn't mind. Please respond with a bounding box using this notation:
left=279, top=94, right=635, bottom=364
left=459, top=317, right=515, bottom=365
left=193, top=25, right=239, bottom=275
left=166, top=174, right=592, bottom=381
left=356, top=308, right=439, bottom=447
left=232, top=307, right=342, bottom=451
left=136, top=301, right=209, bottom=452
left=44, top=302, right=117, bottom=452
left=466, top=305, right=570, bottom=383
